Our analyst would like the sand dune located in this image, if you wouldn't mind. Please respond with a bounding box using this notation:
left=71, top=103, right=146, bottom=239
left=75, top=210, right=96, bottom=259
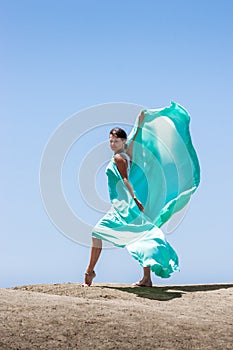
left=1, top=282, right=233, bottom=349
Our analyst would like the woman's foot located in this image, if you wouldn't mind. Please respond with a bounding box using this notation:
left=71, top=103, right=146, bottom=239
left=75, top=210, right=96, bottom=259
left=132, top=277, right=152, bottom=287
left=82, top=270, right=96, bottom=287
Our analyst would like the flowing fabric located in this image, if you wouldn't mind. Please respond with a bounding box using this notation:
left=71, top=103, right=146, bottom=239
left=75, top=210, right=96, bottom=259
left=92, top=101, right=200, bottom=278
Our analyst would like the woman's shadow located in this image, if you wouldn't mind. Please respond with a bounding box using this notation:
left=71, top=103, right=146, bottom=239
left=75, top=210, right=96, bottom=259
left=101, top=283, right=233, bottom=301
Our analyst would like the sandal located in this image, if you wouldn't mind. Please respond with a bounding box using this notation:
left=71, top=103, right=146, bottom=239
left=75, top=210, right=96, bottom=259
left=81, top=270, right=96, bottom=287
left=132, top=280, right=152, bottom=287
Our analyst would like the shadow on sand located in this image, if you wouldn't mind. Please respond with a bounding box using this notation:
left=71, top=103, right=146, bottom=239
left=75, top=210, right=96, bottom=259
left=99, top=283, right=233, bottom=301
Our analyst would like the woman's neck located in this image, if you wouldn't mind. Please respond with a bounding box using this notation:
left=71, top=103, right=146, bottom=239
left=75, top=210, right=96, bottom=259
left=114, top=148, right=125, bottom=155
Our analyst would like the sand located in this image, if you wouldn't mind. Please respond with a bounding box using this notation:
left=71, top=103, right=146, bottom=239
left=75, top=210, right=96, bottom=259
left=0, top=282, right=233, bottom=349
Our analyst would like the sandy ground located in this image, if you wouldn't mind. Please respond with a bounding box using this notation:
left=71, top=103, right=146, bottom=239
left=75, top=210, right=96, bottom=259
left=0, top=282, right=233, bottom=350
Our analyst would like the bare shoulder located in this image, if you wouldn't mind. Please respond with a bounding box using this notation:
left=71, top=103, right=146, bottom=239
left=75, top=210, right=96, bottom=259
left=113, top=153, right=127, bottom=164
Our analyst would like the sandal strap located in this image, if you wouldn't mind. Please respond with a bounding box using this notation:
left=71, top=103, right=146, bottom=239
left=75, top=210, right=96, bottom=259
left=85, top=270, right=95, bottom=276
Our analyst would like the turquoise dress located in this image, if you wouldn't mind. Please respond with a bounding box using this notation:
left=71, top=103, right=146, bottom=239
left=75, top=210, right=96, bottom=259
left=92, top=101, right=200, bottom=278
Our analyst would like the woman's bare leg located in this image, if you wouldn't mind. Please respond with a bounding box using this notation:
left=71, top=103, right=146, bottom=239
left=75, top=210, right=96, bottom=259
left=83, top=238, right=102, bottom=286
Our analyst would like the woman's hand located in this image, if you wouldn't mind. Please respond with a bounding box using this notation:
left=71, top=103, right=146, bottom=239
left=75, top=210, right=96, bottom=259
left=134, top=197, right=144, bottom=212
left=138, top=111, right=145, bottom=128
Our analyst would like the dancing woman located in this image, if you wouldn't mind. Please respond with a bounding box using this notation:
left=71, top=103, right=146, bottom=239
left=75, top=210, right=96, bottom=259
left=83, top=102, right=200, bottom=287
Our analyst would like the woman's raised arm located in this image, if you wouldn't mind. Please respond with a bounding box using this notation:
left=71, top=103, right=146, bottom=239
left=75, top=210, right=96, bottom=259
left=126, top=111, right=145, bottom=161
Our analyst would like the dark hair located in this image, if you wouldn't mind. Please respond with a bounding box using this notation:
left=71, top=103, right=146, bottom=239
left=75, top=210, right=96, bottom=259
left=109, top=127, right=127, bottom=140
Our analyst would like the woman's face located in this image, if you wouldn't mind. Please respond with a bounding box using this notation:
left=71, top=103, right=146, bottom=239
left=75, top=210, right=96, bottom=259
left=109, top=134, right=126, bottom=153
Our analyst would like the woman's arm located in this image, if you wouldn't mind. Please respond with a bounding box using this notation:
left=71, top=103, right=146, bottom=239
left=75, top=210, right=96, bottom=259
left=126, top=111, right=145, bottom=161
left=114, top=154, right=144, bottom=212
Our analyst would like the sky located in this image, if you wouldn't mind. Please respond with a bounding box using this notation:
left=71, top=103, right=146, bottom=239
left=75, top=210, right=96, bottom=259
left=1, top=0, right=233, bottom=288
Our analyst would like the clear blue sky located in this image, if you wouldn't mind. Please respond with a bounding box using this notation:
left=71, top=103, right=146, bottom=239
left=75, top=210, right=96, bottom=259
left=1, top=0, right=233, bottom=287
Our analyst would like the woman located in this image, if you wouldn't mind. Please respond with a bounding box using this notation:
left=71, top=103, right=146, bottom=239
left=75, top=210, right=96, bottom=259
left=83, top=102, right=200, bottom=287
